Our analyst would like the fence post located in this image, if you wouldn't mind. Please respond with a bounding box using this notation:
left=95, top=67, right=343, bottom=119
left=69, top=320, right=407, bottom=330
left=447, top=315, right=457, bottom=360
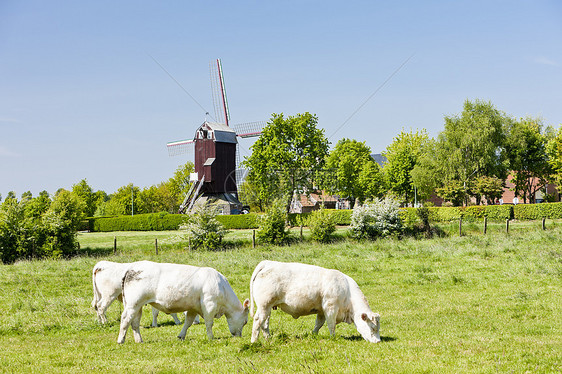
left=113, top=236, right=117, bottom=255
left=483, top=216, right=487, bottom=235
left=506, top=219, right=510, bottom=234
left=155, top=238, right=158, bottom=255
left=252, top=230, right=256, bottom=249
left=459, top=217, right=462, bottom=236
left=188, top=237, right=192, bottom=251
left=542, top=217, right=546, bottom=230
left=300, top=224, right=303, bottom=241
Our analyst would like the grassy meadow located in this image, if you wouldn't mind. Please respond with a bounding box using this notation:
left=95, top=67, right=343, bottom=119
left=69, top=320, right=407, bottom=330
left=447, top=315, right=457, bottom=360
left=0, top=223, right=561, bottom=373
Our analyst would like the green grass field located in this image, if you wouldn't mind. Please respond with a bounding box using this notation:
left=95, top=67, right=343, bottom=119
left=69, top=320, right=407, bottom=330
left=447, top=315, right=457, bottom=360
left=0, top=224, right=561, bottom=373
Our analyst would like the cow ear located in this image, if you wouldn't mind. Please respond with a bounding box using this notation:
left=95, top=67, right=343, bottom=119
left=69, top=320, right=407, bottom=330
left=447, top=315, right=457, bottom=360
left=243, top=299, right=250, bottom=310
left=361, top=313, right=368, bottom=321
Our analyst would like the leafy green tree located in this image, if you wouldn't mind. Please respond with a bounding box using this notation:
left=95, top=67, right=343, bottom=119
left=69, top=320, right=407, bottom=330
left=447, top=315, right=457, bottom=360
left=325, top=139, right=384, bottom=204
left=412, top=99, right=509, bottom=205
left=505, top=118, right=551, bottom=203
left=25, top=191, right=52, bottom=220
left=167, top=161, right=195, bottom=210
left=40, top=190, right=85, bottom=258
left=546, top=125, right=562, bottom=188
left=238, top=179, right=264, bottom=212
left=308, top=207, right=336, bottom=243
left=72, top=179, right=97, bottom=217
left=471, top=176, right=504, bottom=205
left=244, top=113, right=330, bottom=210
left=382, top=129, right=429, bottom=205
left=435, top=180, right=466, bottom=206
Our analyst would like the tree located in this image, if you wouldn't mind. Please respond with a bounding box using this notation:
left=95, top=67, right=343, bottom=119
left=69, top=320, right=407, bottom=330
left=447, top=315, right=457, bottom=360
left=471, top=176, right=504, bottom=205
left=505, top=118, right=551, bottom=203
left=244, top=113, right=330, bottom=210
left=166, top=161, right=195, bottom=210
left=72, top=179, right=97, bottom=217
left=325, top=139, right=385, bottom=204
left=412, top=99, right=509, bottom=205
left=382, top=129, right=429, bottom=206
left=547, top=125, right=562, bottom=188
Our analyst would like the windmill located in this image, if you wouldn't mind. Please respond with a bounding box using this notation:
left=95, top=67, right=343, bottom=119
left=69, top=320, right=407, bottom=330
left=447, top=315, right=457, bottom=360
left=167, top=59, right=266, bottom=214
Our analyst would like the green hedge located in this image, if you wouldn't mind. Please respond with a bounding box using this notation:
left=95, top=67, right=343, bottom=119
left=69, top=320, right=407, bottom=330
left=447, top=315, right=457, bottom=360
left=83, top=203, right=562, bottom=232
left=401, top=205, right=513, bottom=223
left=514, top=202, right=562, bottom=220
left=85, top=212, right=262, bottom=232
left=288, top=209, right=353, bottom=226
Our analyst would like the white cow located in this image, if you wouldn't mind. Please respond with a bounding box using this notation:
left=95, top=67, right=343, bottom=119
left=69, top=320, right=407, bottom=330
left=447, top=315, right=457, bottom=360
left=117, top=261, right=250, bottom=343
left=92, top=261, right=196, bottom=327
left=249, top=260, right=381, bottom=343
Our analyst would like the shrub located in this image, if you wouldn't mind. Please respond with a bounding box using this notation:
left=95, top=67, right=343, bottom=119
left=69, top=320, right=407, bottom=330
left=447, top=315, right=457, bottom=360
left=257, top=199, right=290, bottom=245
left=350, top=198, right=403, bottom=240
left=514, top=202, right=562, bottom=220
left=308, top=208, right=336, bottom=243
left=181, top=204, right=226, bottom=250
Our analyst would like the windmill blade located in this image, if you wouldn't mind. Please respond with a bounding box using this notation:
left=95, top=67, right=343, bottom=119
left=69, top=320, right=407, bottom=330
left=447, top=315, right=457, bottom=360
left=167, top=139, right=195, bottom=156
left=210, top=59, right=230, bottom=126
left=232, top=121, right=267, bottom=138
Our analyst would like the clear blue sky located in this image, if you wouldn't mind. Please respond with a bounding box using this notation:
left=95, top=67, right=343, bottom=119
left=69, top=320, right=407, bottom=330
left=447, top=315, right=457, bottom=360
left=1, top=0, right=561, bottom=198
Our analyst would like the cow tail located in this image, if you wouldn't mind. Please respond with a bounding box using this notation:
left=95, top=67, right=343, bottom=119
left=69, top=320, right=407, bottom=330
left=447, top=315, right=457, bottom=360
left=249, top=261, right=266, bottom=318
left=92, top=266, right=101, bottom=310
left=121, top=270, right=129, bottom=307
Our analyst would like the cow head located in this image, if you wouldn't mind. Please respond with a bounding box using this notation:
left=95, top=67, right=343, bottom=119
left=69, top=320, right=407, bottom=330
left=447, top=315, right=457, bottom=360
left=228, top=299, right=250, bottom=337
left=356, top=312, right=381, bottom=343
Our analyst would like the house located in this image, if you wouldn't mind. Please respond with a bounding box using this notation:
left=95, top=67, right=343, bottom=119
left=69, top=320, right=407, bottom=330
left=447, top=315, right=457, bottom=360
left=289, top=191, right=342, bottom=214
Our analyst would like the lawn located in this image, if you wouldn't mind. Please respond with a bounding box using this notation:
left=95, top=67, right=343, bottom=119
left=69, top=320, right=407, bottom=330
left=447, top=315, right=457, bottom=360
left=0, top=225, right=560, bottom=373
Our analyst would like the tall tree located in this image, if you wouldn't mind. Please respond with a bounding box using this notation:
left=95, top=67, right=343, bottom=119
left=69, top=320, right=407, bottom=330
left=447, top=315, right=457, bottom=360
left=382, top=129, right=429, bottom=206
left=326, top=139, right=384, bottom=204
left=243, top=113, right=330, bottom=209
left=72, top=179, right=97, bottom=217
left=505, top=117, right=551, bottom=203
left=413, top=99, right=509, bottom=205
left=547, top=125, right=562, bottom=189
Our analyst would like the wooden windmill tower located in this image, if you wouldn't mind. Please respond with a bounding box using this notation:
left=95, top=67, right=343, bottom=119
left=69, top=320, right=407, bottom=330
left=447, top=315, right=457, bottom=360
left=167, top=59, right=266, bottom=214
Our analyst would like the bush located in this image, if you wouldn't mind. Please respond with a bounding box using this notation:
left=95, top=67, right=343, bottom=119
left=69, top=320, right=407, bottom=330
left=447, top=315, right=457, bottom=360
left=350, top=198, right=403, bottom=240
left=257, top=199, right=290, bottom=245
left=514, top=202, right=562, bottom=220
left=181, top=204, right=226, bottom=250
left=308, top=208, right=336, bottom=243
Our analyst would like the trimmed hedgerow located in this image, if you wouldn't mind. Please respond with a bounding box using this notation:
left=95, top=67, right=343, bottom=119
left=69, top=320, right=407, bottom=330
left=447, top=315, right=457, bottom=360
left=216, top=213, right=260, bottom=229
left=401, top=205, right=513, bottom=224
left=514, top=202, right=562, bottom=220
left=87, top=212, right=262, bottom=232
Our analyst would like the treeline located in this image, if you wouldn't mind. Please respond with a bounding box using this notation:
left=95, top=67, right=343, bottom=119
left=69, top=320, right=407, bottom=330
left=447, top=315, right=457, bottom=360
left=0, top=163, right=194, bottom=263
left=241, top=100, right=562, bottom=211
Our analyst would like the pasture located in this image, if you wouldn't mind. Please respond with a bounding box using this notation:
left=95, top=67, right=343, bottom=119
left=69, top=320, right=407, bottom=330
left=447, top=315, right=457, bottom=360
left=0, top=225, right=561, bottom=373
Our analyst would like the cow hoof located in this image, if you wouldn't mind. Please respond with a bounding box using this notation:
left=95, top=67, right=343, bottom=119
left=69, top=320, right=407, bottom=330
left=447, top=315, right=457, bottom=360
left=177, top=336, right=186, bottom=341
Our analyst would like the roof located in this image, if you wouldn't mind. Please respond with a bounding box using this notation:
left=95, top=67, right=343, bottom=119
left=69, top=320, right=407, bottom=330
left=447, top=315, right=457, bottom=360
left=198, top=121, right=237, bottom=144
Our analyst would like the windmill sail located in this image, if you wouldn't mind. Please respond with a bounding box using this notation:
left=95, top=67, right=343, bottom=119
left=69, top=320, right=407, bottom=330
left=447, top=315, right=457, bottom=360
left=210, top=59, right=230, bottom=126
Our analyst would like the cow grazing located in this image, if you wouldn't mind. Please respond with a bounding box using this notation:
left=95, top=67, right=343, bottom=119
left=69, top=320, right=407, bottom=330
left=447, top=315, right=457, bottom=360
left=249, top=260, right=381, bottom=343
left=92, top=261, right=190, bottom=327
left=117, top=261, right=250, bottom=343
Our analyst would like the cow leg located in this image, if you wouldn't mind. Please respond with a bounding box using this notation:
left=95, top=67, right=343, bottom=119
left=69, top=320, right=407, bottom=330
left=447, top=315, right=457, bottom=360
left=117, top=306, right=137, bottom=344
left=171, top=313, right=181, bottom=325
left=313, top=313, right=326, bottom=334
left=203, top=313, right=215, bottom=340
left=131, top=309, right=143, bottom=343
left=193, top=314, right=200, bottom=325
left=177, top=311, right=198, bottom=340
left=251, top=306, right=271, bottom=343
left=96, top=297, right=115, bottom=324
left=262, top=314, right=271, bottom=339
left=325, top=312, right=337, bottom=336
left=151, top=307, right=159, bottom=327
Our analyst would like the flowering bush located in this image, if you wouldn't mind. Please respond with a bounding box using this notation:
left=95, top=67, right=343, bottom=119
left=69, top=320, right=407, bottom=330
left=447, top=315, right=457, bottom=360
left=350, top=198, right=403, bottom=240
